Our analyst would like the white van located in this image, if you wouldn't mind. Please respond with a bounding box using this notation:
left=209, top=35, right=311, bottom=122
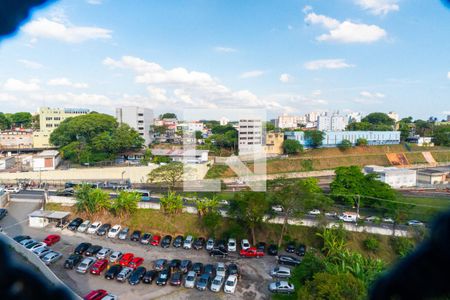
left=339, top=212, right=359, bottom=223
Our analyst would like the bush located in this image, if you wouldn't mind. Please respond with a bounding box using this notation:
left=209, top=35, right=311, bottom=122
left=356, top=138, right=368, bottom=146
left=391, top=236, right=414, bottom=257
left=283, top=139, right=303, bottom=154
left=338, top=139, right=352, bottom=150
left=363, top=236, right=380, bottom=252
left=301, top=159, right=314, bottom=171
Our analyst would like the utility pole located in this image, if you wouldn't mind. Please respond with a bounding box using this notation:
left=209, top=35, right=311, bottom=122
left=356, top=195, right=361, bottom=219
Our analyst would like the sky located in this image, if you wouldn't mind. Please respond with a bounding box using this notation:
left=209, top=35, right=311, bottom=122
left=0, top=0, right=449, bottom=120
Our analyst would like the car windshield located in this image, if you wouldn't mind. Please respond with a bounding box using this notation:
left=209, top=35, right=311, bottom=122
left=213, top=279, right=221, bottom=284
left=160, top=273, right=167, bottom=279
left=79, top=263, right=87, bottom=268
left=187, top=276, right=194, bottom=281
left=226, top=280, right=234, bottom=286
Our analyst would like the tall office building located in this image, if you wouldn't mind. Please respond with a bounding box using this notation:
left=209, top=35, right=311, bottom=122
left=116, top=106, right=154, bottom=145
left=238, top=119, right=263, bottom=155
left=317, top=113, right=347, bottom=131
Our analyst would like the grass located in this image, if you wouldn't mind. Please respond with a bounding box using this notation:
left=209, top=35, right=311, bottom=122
left=397, top=195, right=450, bottom=222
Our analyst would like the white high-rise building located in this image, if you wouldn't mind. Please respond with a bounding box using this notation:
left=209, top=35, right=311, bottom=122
left=317, top=113, right=347, bottom=131
left=276, top=114, right=306, bottom=129
left=116, top=106, right=154, bottom=146
left=347, top=112, right=362, bottom=124
left=388, top=112, right=400, bottom=123
left=306, top=111, right=321, bottom=123
left=238, top=119, right=263, bottom=155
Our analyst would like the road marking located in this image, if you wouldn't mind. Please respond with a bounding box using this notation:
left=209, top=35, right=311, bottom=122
left=3, top=218, right=28, bottom=230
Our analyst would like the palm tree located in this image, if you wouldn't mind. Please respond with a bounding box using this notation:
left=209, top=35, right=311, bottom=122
left=111, top=191, right=140, bottom=218
left=160, top=191, right=183, bottom=214
left=74, top=185, right=110, bottom=218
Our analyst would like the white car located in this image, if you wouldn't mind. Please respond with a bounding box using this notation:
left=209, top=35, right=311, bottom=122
left=5, top=186, right=21, bottom=193
left=109, top=251, right=123, bottom=263
left=183, top=235, right=194, bottom=249
left=107, top=224, right=122, bottom=238
left=184, top=271, right=197, bottom=288
left=324, top=211, right=337, bottom=218
left=96, top=248, right=112, bottom=259
left=32, top=246, right=51, bottom=257
left=216, top=262, right=226, bottom=277
left=270, top=266, right=291, bottom=278
left=308, top=209, right=321, bottom=215
left=224, top=275, right=238, bottom=294
left=87, top=221, right=102, bottom=234
left=77, top=220, right=91, bottom=233
left=382, top=217, right=395, bottom=224
left=241, top=239, right=250, bottom=250
left=227, top=238, right=237, bottom=252
left=269, top=281, right=295, bottom=294
left=206, top=238, right=215, bottom=251
left=407, top=220, right=424, bottom=226
left=210, top=275, right=224, bottom=292
left=28, top=242, right=47, bottom=251
left=101, top=294, right=118, bottom=300
left=272, top=205, right=283, bottom=212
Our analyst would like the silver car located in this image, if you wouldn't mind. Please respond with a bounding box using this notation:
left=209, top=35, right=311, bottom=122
left=41, top=251, right=63, bottom=265
left=116, top=267, right=133, bottom=282
left=118, top=227, right=129, bottom=240
left=20, top=239, right=36, bottom=247
left=109, top=251, right=123, bottom=263
left=270, top=266, right=291, bottom=278
left=210, top=275, right=224, bottom=292
left=77, top=220, right=91, bottom=233
left=96, top=248, right=112, bottom=259
left=206, top=238, right=215, bottom=251
left=184, top=271, right=197, bottom=288
left=28, top=242, right=47, bottom=251
left=76, top=257, right=96, bottom=273
left=216, top=262, right=226, bottom=277
left=268, top=281, right=295, bottom=294
left=32, top=246, right=52, bottom=257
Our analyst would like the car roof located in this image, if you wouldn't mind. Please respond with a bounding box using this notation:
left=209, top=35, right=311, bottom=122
left=227, top=275, right=237, bottom=281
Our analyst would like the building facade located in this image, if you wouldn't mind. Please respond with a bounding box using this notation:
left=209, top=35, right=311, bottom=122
left=238, top=119, right=263, bottom=154
left=317, top=113, right=348, bottom=131
left=0, top=128, right=33, bottom=149
left=32, top=150, right=61, bottom=171
left=264, top=132, right=284, bottom=155
left=116, top=106, right=154, bottom=146
left=364, top=165, right=416, bottom=188
left=276, top=114, right=306, bottom=129
left=388, top=111, right=400, bottom=123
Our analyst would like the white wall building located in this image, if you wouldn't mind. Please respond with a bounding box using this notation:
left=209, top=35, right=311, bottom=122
left=238, top=119, right=263, bottom=155
left=116, top=106, right=154, bottom=146
left=32, top=150, right=61, bottom=171
left=347, top=112, right=362, bottom=124
left=220, top=117, right=229, bottom=126
left=305, top=111, right=321, bottom=123
left=0, top=157, right=15, bottom=170
left=364, top=165, right=416, bottom=188
left=276, top=114, right=306, bottom=129
left=317, top=113, right=348, bottom=131
left=388, top=112, right=400, bottom=123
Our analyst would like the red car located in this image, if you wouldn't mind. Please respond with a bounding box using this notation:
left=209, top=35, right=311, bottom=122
left=150, top=235, right=161, bottom=246
left=128, top=257, right=144, bottom=269
left=43, top=234, right=60, bottom=246
left=240, top=247, right=265, bottom=258
left=119, top=253, right=134, bottom=266
left=83, top=289, right=108, bottom=300
left=90, top=259, right=108, bottom=275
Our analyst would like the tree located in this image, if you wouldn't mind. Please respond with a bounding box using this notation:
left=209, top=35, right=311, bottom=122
left=356, top=138, right=368, bottom=146
left=160, top=113, right=177, bottom=119
left=265, top=122, right=275, bottom=131
left=147, top=162, right=184, bottom=190
left=362, top=112, right=395, bottom=126
left=151, top=125, right=168, bottom=135
left=159, top=191, right=183, bottom=214
left=74, top=185, right=110, bottom=218
left=228, top=191, right=269, bottom=244
left=195, top=130, right=203, bottom=140
left=202, top=211, right=222, bottom=236
left=140, top=148, right=152, bottom=165
left=10, top=112, right=33, bottom=128
left=433, top=124, right=450, bottom=146
left=110, top=191, right=140, bottom=218
left=194, top=195, right=219, bottom=218
left=337, top=139, right=352, bottom=150
left=304, top=130, right=325, bottom=148
left=283, top=139, right=303, bottom=154
left=292, top=252, right=326, bottom=284
left=0, top=113, right=11, bottom=130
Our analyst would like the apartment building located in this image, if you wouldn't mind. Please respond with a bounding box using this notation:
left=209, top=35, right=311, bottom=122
left=0, top=128, right=33, bottom=149
left=116, top=106, right=154, bottom=146
left=276, top=114, right=306, bottom=129
left=33, top=107, right=90, bottom=148
left=238, top=119, right=263, bottom=155
left=317, top=113, right=347, bottom=131
left=264, top=132, right=284, bottom=155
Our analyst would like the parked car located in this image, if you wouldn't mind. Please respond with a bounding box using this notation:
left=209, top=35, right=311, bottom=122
left=268, top=244, right=278, bottom=256
left=180, top=260, right=192, bottom=273
left=83, top=289, right=108, bottom=300
left=156, top=268, right=171, bottom=286
left=128, top=257, right=144, bottom=269
left=150, top=235, right=161, bottom=246
left=169, top=259, right=181, bottom=271
left=109, top=251, right=123, bottom=263
left=227, top=264, right=240, bottom=279
left=285, top=242, right=296, bottom=253
left=77, top=257, right=96, bottom=273
left=128, top=266, right=146, bottom=285
left=77, top=220, right=91, bottom=233
left=67, top=218, right=83, bottom=231
left=85, top=245, right=102, bottom=256
left=173, top=235, right=184, bottom=248
left=96, top=248, right=112, bottom=260
left=64, top=254, right=83, bottom=269
left=210, top=247, right=228, bottom=258
left=240, top=247, right=264, bottom=258
left=87, top=221, right=102, bottom=234
left=272, top=205, right=283, bottom=212
left=90, top=259, right=109, bottom=275
left=196, top=273, right=211, bottom=291
left=13, top=235, right=31, bottom=243
left=270, top=266, right=291, bottom=278
left=256, top=242, right=266, bottom=253
left=408, top=220, right=424, bottom=226
left=19, top=239, right=35, bottom=247
left=170, top=271, right=183, bottom=286
left=192, top=262, right=203, bottom=275
left=119, top=253, right=134, bottom=266
left=140, top=233, right=152, bottom=244
left=56, top=188, right=75, bottom=197
left=193, top=237, right=206, bottom=250
left=74, top=242, right=92, bottom=255
left=105, top=264, right=123, bottom=280
left=215, top=262, right=226, bottom=277
left=154, top=259, right=168, bottom=271
left=28, top=242, right=46, bottom=251
left=206, top=238, right=215, bottom=251
left=107, top=224, right=122, bottom=238
left=241, top=239, right=251, bottom=250
left=210, top=275, right=225, bottom=292
left=130, top=230, right=142, bottom=242
left=296, top=244, right=306, bottom=256
left=118, top=227, right=129, bottom=240
left=224, top=275, right=238, bottom=294
left=308, top=209, right=321, bottom=215
left=100, top=294, right=117, bottom=300
left=216, top=239, right=227, bottom=249
left=143, top=270, right=158, bottom=284
left=96, top=224, right=111, bottom=236
left=204, top=264, right=215, bottom=277
left=277, top=255, right=301, bottom=266
left=184, top=271, right=197, bottom=288
left=161, top=235, right=172, bottom=248
left=183, top=235, right=194, bottom=249
left=268, top=281, right=295, bottom=294
left=116, top=267, right=134, bottom=282
left=32, top=245, right=51, bottom=256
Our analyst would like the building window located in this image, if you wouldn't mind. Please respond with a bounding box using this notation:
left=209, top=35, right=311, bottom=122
left=46, top=117, right=52, bottom=121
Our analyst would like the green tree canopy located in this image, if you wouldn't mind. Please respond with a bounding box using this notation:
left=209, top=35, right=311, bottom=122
left=433, top=124, right=450, bottom=146
left=347, top=112, right=395, bottom=131
left=9, top=112, right=33, bottom=128
left=283, top=139, right=303, bottom=154
left=356, top=138, right=368, bottom=146
left=0, top=113, right=11, bottom=130
left=362, top=112, right=396, bottom=126
left=147, top=162, right=185, bottom=190
left=304, top=130, right=325, bottom=148
left=337, top=139, right=352, bottom=150
left=160, top=113, right=177, bottom=119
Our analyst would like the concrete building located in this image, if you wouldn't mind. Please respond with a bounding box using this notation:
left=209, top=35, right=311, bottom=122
left=28, top=210, right=70, bottom=228
left=347, top=112, right=362, bottom=124
left=220, top=117, right=229, bottom=126
left=151, top=148, right=209, bottom=163
left=0, top=157, right=16, bottom=170
left=417, top=168, right=449, bottom=185
left=276, top=114, right=306, bottom=129
left=406, top=135, right=434, bottom=147
left=264, top=132, right=284, bottom=155
left=238, top=119, right=263, bottom=155
left=0, top=128, right=33, bottom=149
left=285, top=131, right=400, bottom=148
left=388, top=112, right=400, bottom=123
left=364, top=165, right=416, bottom=188
left=317, top=113, right=348, bottom=131
left=32, top=150, right=61, bottom=171
left=305, top=111, right=321, bottom=123
left=178, top=121, right=204, bottom=133
left=116, top=106, right=154, bottom=146
left=33, top=107, right=90, bottom=148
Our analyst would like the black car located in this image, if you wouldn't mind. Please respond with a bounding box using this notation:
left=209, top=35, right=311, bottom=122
left=96, top=223, right=111, bottom=236
left=0, top=208, right=8, bottom=220
left=85, top=245, right=102, bottom=256
left=203, top=264, right=215, bottom=277
left=210, top=247, right=228, bottom=258
left=296, top=244, right=306, bottom=256
left=67, top=218, right=83, bottom=231
left=128, top=266, right=147, bottom=285
left=169, top=259, right=181, bottom=271
left=154, top=259, right=168, bottom=271
left=257, top=242, right=267, bottom=253
left=285, top=242, right=296, bottom=253
left=180, top=260, right=192, bottom=273
left=13, top=235, right=31, bottom=243
left=105, top=264, right=123, bottom=280
left=64, top=254, right=83, bottom=269
left=170, top=271, right=183, bottom=286
left=193, top=237, right=206, bottom=250
left=143, top=270, right=158, bottom=284
left=140, top=233, right=152, bottom=244
left=56, top=188, right=75, bottom=197
left=74, top=242, right=92, bottom=255
left=277, top=255, right=301, bottom=266
left=130, top=230, right=142, bottom=242
left=215, top=239, right=227, bottom=249
left=192, top=262, right=203, bottom=275
left=227, top=263, right=240, bottom=278
left=268, top=244, right=278, bottom=256
left=173, top=235, right=184, bottom=248
left=161, top=235, right=172, bottom=248
left=156, top=268, right=171, bottom=286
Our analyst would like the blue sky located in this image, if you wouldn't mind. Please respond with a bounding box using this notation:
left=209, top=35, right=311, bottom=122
left=0, top=0, right=449, bottom=120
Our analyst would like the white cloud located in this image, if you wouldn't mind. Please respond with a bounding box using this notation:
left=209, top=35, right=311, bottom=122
left=22, top=17, right=112, bottom=43
left=355, top=0, right=399, bottom=16
left=302, top=5, right=313, bottom=14
left=3, top=78, right=40, bottom=92
left=239, top=70, right=265, bottom=79
left=214, top=46, right=237, bottom=53
left=305, top=12, right=386, bottom=43
left=360, top=91, right=385, bottom=98
left=447, top=72, right=450, bottom=79
left=304, top=59, right=354, bottom=70
left=279, top=73, right=292, bottom=83
left=0, top=93, right=17, bottom=102
left=87, top=0, right=103, bottom=4
left=18, top=59, right=43, bottom=69
left=47, top=77, right=88, bottom=88
left=355, top=90, right=385, bottom=104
